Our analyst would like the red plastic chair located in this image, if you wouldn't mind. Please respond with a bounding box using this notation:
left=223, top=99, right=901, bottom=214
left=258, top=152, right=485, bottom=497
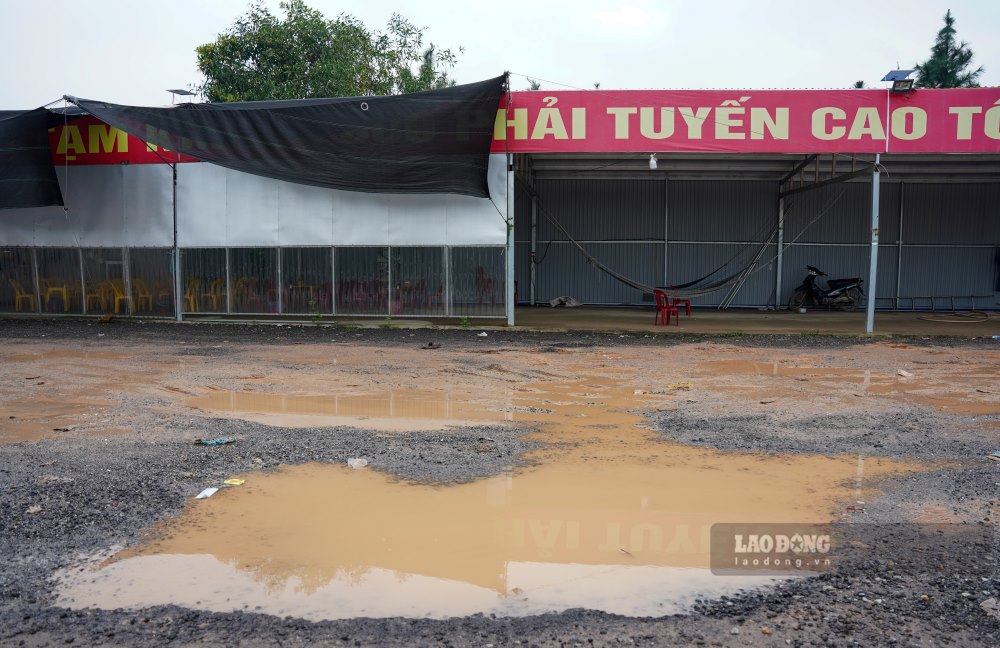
left=653, top=289, right=678, bottom=326
left=671, top=295, right=692, bottom=316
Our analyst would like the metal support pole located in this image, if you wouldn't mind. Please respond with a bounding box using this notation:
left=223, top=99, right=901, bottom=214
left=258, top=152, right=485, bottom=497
left=506, top=153, right=515, bottom=326
left=31, top=248, right=41, bottom=314
left=530, top=195, right=537, bottom=305
left=122, top=247, right=131, bottom=315
left=276, top=247, right=283, bottom=314
left=172, top=165, right=183, bottom=321
left=775, top=196, right=785, bottom=309
left=78, top=248, right=86, bottom=315
left=663, top=178, right=669, bottom=286
left=442, top=246, right=450, bottom=317
left=895, top=182, right=904, bottom=310
left=330, top=247, right=336, bottom=315
left=225, top=248, right=232, bottom=314
left=865, top=154, right=881, bottom=334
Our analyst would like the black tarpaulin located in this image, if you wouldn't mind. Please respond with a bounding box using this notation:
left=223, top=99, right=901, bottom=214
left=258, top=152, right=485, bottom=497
left=0, top=108, right=64, bottom=209
left=69, top=75, right=506, bottom=198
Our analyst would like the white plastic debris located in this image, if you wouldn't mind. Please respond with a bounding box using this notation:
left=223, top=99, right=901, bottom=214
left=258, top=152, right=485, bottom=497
left=347, top=457, right=368, bottom=469
left=477, top=332, right=488, bottom=337
left=195, top=487, right=219, bottom=499
left=897, top=369, right=914, bottom=378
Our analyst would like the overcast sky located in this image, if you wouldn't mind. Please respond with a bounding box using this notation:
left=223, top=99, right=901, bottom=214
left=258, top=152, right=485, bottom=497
left=1, top=0, right=997, bottom=107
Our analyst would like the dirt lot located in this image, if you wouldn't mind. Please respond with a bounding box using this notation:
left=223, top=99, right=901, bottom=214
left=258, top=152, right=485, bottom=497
left=1, top=319, right=998, bottom=647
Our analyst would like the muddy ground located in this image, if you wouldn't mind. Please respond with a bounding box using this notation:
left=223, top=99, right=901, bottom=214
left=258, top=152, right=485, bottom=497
left=1, top=319, right=998, bottom=647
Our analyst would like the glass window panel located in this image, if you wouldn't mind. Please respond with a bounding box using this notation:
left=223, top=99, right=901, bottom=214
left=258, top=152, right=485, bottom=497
left=230, top=248, right=277, bottom=314
left=389, top=247, right=445, bottom=316
left=182, top=248, right=226, bottom=313
left=282, top=247, right=332, bottom=315
left=449, top=247, right=506, bottom=318
left=0, top=248, right=37, bottom=313
left=334, top=247, right=388, bottom=316
left=36, top=248, right=83, bottom=314
left=80, top=248, right=126, bottom=315
left=129, top=249, right=175, bottom=317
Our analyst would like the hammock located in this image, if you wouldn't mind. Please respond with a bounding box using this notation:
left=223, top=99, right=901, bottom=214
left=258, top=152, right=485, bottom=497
left=543, top=211, right=777, bottom=299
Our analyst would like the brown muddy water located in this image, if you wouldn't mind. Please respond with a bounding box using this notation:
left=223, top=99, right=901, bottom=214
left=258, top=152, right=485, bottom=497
left=56, top=370, right=914, bottom=620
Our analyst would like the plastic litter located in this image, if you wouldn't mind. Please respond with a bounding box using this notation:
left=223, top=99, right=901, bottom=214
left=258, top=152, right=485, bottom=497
left=347, top=458, right=368, bottom=469
left=193, top=437, right=236, bottom=446
left=26, top=505, right=42, bottom=514
left=195, top=487, right=219, bottom=499
left=897, top=369, right=914, bottom=378
left=477, top=332, right=488, bottom=337
left=988, top=451, right=1000, bottom=462
left=223, top=478, right=246, bottom=486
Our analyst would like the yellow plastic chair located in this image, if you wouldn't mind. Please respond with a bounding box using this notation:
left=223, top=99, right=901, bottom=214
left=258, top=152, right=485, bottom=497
left=110, top=280, right=132, bottom=314
left=84, top=281, right=110, bottom=312
left=183, top=279, right=201, bottom=312
left=201, top=278, right=226, bottom=312
left=41, top=278, right=70, bottom=312
left=132, top=279, right=153, bottom=312
left=9, top=279, right=37, bottom=312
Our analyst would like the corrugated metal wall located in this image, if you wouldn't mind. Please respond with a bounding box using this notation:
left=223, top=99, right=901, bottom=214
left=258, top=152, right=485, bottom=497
left=516, top=177, right=999, bottom=310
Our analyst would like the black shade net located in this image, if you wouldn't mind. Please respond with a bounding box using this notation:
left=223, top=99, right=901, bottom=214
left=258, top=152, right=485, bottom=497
left=0, top=108, right=64, bottom=209
left=69, top=75, right=506, bottom=198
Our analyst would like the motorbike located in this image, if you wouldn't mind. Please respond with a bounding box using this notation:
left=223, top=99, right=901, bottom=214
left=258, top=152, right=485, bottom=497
left=787, top=266, right=864, bottom=311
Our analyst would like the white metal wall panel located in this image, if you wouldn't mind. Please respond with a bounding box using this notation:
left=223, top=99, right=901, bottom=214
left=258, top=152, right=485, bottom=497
left=388, top=194, right=446, bottom=244
left=54, top=166, right=123, bottom=246
left=176, top=155, right=506, bottom=247
left=0, top=165, right=172, bottom=247
left=331, top=190, right=387, bottom=245
left=0, top=206, right=59, bottom=245
left=121, top=164, right=173, bottom=246
left=176, top=164, right=228, bottom=247
left=445, top=194, right=506, bottom=245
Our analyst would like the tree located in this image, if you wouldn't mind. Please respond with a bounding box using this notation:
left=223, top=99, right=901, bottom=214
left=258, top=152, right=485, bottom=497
left=914, top=10, right=983, bottom=88
left=196, top=0, right=459, bottom=102
left=526, top=78, right=541, bottom=91
left=852, top=80, right=866, bottom=89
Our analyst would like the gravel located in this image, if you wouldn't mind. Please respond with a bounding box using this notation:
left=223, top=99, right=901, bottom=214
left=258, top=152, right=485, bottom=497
left=1, top=318, right=997, bottom=647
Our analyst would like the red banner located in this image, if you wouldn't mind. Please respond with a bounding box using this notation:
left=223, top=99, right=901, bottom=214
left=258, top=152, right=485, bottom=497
left=48, top=116, right=199, bottom=165
left=491, top=88, right=1000, bottom=154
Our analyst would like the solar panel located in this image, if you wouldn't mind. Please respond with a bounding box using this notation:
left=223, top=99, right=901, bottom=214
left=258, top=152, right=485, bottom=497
left=881, top=70, right=914, bottom=81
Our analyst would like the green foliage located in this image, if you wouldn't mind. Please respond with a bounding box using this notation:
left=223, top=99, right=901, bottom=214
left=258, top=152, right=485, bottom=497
left=459, top=316, right=471, bottom=328
left=308, top=299, right=323, bottom=326
left=525, top=78, right=541, bottom=91
left=852, top=80, right=866, bottom=89
left=196, top=0, right=459, bottom=102
left=914, top=10, right=983, bottom=88
left=381, top=315, right=393, bottom=329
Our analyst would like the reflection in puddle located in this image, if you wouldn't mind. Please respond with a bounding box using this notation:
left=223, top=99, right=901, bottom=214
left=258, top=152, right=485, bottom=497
left=187, top=390, right=513, bottom=431
left=0, top=397, right=117, bottom=443
left=59, top=372, right=914, bottom=620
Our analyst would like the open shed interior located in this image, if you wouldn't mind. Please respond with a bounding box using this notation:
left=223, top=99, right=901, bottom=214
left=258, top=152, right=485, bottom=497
left=514, top=153, right=1000, bottom=311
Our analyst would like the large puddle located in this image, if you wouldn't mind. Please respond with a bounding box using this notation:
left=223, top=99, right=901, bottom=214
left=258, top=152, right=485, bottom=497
left=186, top=389, right=513, bottom=431
left=58, top=369, right=914, bottom=619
